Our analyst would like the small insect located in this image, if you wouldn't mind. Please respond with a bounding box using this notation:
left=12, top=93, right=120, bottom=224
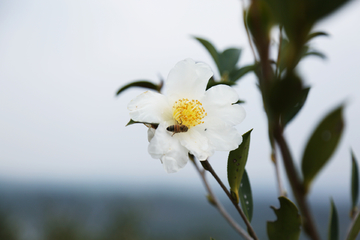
left=166, top=124, right=188, bottom=136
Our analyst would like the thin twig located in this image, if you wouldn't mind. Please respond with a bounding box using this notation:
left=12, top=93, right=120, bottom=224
left=191, top=159, right=253, bottom=240
left=271, top=150, right=287, bottom=197
left=201, top=160, right=259, bottom=240
left=273, top=126, right=321, bottom=240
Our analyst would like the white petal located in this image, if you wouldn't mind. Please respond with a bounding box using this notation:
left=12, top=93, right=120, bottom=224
left=201, top=85, right=246, bottom=126
left=165, top=58, right=213, bottom=100
left=128, top=91, right=172, bottom=123
left=203, top=126, right=242, bottom=151
left=203, top=84, right=239, bottom=105
left=147, top=127, right=156, bottom=142
left=160, top=151, right=189, bottom=173
left=148, top=123, right=189, bottom=173
left=205, top=104, right=246, bottom=127
left=177, top=129, right=213, bottom=160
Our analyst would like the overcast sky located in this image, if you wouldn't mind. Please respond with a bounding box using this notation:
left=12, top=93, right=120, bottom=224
left=0, top=0, right=360, bottom=202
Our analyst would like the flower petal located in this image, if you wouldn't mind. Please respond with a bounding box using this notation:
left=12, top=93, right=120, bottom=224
left=203, top=125, right=242, bottom=151
left=147, top=127, right=156, bottom=142
left=128, top=91, right=172, bottom=123
left=148, top=123, right=189, bottom=173
left=205, top=104, right=246, bottom=127
left=177, top=129, right=213, bottom=160
left=165, top=58, right=213, bottom=101
left=201, top=85, right=246, bottom=126
left=203, top=84, right=239, bottom=105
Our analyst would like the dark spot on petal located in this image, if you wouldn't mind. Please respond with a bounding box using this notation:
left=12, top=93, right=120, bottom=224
left=233, top=159, right=237, bottom=163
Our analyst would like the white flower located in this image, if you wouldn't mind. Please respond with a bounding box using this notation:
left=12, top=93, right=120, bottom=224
left=128, top=58, right=246, bottom=173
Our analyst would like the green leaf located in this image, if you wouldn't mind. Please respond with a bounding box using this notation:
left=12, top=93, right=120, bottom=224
left=304, top=0, right=351, bottom=25
left=126, top=119, right=141, bottom=126
left=233, top=99, right=245, bottom=104
left=246, top=0, right=274, bottom=48
left=280, top=87, right=310, bottom=127
left=193, top=37, right=220, bottom=71
left=301, top=106, right=345, bottom=192
left=126, top=119, right=158, bottom=129
left=116, top=81, right=159, bottom=95
left=306, top=31, right=329, bottom=43
left=351, top=150, right=359, bottom=210
left=303, top=51, right=327, bottom=60
left=346, top=211, right=360, bottom=240
left=278, top=37, right=290, bottom=74
left=228, top=65, right=256, bottom=82
left=265, top=0, right=349, bottom=45
left=264, top=0, right=309, bottom=46
left=328, top=198, right=339, bottom=240
left=227, top=129, right=253, bottom=203
left=206, top=79, right=236, bottom=90
left=268, top=73, right=303, bottom=117
left=218, top=48, right=241, bottom=77
left=267, top=197, right=301, bottom=240
left=116, top=80, right=161, bottom=96
left=239, top=170, right=253, bottom=222
left=210, top=238, right=216, bottom=240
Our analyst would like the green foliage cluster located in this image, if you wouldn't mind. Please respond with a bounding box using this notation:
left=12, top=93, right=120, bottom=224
left=0, top=211, right=17, bottom=240
left=117, top=0, right=359, bottom=239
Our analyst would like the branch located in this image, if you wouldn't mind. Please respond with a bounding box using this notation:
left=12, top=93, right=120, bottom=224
left=271, top=150, right=287, bottom=197
left=201, top=160, right=259, bottom=240
left=191, top=159, right=253, bottom=240
left=273, top=126, right=321, bottom=240
left=275, top=25, right=283, bottom=78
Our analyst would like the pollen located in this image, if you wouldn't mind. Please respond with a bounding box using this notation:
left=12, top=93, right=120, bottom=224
left=172, top=98, right=206, bottom=128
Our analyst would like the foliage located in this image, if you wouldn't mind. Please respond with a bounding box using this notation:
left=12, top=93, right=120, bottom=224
left=0, top=211, right=17, bottom=240
left=267, top=197, right=301, bottom=240
left=351, top=151, right=359, bottom=215
left=301, top=106, right=344, bottom=192
left=227, top=129, right=252, bottom=204
left=328, top=198, right=339, bottom=240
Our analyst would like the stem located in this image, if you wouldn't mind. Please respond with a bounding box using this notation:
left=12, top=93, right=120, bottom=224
left=191, top=160, right=253, bottom=240
left=241, top=0, right=258, bottom=62
left=275, top=25, right=283, bottom=79
left=202, top=160, right=259, bottom=240
left=271, top=149, right=287, bottom=197
left=273, top=126, right=321, bottom=240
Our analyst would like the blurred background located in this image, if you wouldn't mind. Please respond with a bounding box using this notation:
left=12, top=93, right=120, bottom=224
left=0, top=0, right=360, bottom=239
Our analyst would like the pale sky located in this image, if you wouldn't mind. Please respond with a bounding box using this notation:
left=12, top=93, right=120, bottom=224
left=0, top=0, right=360, bottom=202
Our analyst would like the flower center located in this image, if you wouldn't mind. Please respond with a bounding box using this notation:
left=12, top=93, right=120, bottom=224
left=172, top=98, right=207, bottom=128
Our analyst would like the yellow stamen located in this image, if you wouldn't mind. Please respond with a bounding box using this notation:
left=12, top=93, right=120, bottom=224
left=172, top=98, right=206, bottom=128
